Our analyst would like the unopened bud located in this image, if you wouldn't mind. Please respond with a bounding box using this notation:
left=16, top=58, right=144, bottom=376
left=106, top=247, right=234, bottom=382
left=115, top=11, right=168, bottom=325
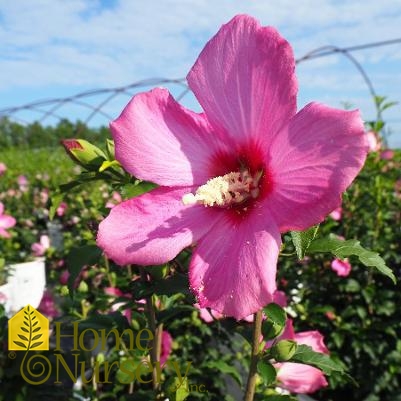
left=61, top=139, right=106, bottom=170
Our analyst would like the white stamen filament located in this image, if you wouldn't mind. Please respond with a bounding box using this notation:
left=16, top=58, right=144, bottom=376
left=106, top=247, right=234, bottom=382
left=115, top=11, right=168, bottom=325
left=183, top=170, right=261, bottom=207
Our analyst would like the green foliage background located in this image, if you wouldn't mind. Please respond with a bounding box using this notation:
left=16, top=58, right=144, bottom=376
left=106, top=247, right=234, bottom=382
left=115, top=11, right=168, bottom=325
left=0, top=118, right=400, bottom=401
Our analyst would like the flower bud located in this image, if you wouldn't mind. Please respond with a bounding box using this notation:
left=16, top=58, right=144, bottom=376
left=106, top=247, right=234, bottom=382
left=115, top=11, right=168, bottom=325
left=61, top=139, right=106, bottom=169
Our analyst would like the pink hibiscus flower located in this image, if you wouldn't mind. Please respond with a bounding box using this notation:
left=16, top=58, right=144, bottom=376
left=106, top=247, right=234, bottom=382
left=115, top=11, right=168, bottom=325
left=160, top=330, right=173, bottom=366
left=31, top=235, right=50, bottom=257
left=274, top=319, right=329, bottom=394
left=97, top=15, right=367, bottom=319
left=0, top=162, right=7, bottom=176
left=331, top=258, right=352, bottom=277
left=0, top=202, right=16, bottom=238
left=380, top=149, right=394, bottom=160
left=17, top=175, right=29, bottom=192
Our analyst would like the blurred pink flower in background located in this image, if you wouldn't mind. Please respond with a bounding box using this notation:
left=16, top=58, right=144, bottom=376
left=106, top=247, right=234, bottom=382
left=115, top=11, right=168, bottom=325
left=0, top=162, right=7, bottom=176
left=0, top=202, right=16, bottom=238
left=57, top=202, right=68, bottom=217
left=40, top=189, right=49, bottom=205
left=331, top=258, right=352, bottom=277
left=59, top=269, right=70, bottom=285
left=17, top=175, right=29, bottom=192
left=31, top=235, right=50, bottom=257
left=275, top=319, right=329, bottom=393
left=380, top=149, right=394, bottom=160
left=97, top=15, right=368, bottom=320
left=104, top=286, right=133, bottom=321
left=366, top=131, right=381, bottom=152
left=160, top=331, right=173, bottom=366
left=38, top=289, right=60, bottom=318
left=195, top=303, right=224, bottom=323
left=329, top=207, right=342, bottom=221
left=106, top=191, right=123, bottom=209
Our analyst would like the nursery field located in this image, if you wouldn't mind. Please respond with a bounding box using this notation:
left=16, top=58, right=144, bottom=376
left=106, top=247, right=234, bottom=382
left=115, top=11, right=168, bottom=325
left=1, top=120, right=401, bottom=401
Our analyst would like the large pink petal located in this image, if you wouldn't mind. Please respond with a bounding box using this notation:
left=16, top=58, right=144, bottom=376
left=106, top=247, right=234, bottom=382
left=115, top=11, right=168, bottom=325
left=110, top=88, right=226, bottom=186
left=266, top=103, right=368, bottom=231
left=187, top=15, right=297, bottom=147
left=97, top=187, right=221, bottom=266
left=277, top=363, right=328, bottom=393
left=189, top=209, right=281, bottom=320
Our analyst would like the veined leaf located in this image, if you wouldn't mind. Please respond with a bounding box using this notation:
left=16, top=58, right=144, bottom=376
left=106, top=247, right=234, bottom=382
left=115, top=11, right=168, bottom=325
left=308, top=235, right=396, bottom=283
left=289, top=344, right=344, bottom=375
left=290, top=225, right=319, bottom=259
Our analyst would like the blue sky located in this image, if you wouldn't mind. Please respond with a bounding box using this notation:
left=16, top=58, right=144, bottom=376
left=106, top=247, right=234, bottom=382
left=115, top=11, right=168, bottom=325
left=1, top=0, right=401, bottom=146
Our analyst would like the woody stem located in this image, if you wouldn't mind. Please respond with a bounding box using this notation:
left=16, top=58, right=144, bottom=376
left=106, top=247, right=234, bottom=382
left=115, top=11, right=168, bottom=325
left=244, top=309, right=263, bottom=401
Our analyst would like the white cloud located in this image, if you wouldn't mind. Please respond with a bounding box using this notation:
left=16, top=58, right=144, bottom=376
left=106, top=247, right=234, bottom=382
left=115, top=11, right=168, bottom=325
left=0, top=0, right=400, bottom=144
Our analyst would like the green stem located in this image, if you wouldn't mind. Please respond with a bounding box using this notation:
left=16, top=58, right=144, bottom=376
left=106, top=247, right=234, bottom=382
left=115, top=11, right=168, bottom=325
left=139, top=267, right=161, bottom=392
left=244, top=310, right=263, bottom=401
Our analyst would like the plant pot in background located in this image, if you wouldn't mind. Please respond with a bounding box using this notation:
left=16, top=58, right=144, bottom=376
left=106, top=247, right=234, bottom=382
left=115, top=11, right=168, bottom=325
left=0, top=258, right=46, bottom=317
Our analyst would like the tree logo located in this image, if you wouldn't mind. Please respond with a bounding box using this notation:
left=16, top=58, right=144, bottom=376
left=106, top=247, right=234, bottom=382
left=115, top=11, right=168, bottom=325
left=8, top=304, right=49, bottom=351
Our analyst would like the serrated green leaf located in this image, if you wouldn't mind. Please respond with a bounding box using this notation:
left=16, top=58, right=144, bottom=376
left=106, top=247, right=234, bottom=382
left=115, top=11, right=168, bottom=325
left=257, top=360, right=276, bottom=386
left=290, top=225, right=319, bottom=259
left=308, top=235, right=396, bottom=283
left=207, top=360, right=242, bottom=386
left=289, top=344, right=344, bottom=375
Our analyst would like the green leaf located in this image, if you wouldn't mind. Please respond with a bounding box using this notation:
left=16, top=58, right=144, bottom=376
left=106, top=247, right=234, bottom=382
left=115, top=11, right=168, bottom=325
left=262, top=303, right=287, bottom=340
left=257, top=360, right=276, bottom=386
left=121, top=182, right=157, bottom=199
left=290, top=225, right=319, bottom=259
left=66, top=244, right=103, bottom=298
left=157, top=305, right=195, bottom=324
left=49, top=193, right=63, bottom=220
left=207, top=360, right=242, bottom=386
left=98, top=159, right=121, bottom=172
left=165, top=377, right=190, bottom=401
left=289, top=344, right=345, bottom=375
left=270, top=340, right=298, bottom=362
left=106, top=139, right=115, bottom=159
left=153, top=273, right=191, bottom=296
left=308, top=235, right=396, bottom=283
left=116, top=358, right=137, bottom=384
